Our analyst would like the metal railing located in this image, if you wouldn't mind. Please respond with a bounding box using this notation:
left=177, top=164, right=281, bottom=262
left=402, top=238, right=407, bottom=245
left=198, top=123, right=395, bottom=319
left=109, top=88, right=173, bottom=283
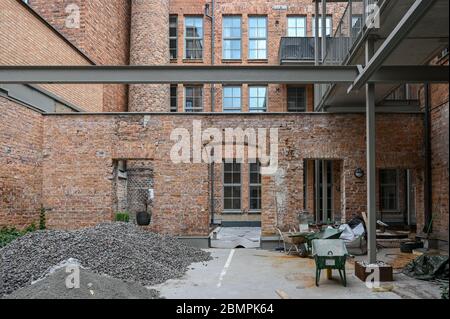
left=279, top=37, right=320, bottom=63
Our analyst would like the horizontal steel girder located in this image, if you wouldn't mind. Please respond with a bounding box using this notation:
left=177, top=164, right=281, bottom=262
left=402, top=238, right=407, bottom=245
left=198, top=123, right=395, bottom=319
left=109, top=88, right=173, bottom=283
left=0, top=65, right=447, bottom=84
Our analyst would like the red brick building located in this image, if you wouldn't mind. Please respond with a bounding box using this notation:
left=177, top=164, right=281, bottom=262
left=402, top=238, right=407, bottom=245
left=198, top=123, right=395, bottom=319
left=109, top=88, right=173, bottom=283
left=0, top=0, right=448, bottom=249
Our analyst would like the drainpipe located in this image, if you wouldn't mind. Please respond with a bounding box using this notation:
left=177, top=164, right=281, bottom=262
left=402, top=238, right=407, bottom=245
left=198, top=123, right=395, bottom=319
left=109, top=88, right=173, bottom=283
left=205, top=1, right=216, bottom=225
left=423, top=83, right=432, bottom=233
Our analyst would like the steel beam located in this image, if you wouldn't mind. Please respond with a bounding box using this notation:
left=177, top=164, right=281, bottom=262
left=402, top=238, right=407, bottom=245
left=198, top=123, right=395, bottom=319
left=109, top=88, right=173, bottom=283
left=365, top=39, right=377, bottom=265
left=0, top=65, right=447, bottom=85
left=349, top=0, right=437, bottom=91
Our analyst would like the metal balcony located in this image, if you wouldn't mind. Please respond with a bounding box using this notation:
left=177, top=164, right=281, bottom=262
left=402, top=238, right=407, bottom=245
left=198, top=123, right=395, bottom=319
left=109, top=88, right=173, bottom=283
left=279, top=37, right=321, bottom=64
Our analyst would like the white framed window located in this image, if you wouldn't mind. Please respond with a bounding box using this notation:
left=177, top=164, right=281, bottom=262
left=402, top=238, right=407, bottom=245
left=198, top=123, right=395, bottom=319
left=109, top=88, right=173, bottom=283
left=249, top=161, right=261, bottom=211
left=249, top=86, right=267, bottom=112
left=185, top=16, right=203, bottom=59
left=223, top=161, right=241, bottom=211
left=222, top=86, right=241, bottom=112
left=223, top=16, right=242, bottom=60
left=248, top=16, right=267, bottom=59
left=287, top=16, right=306, bottom=37
left=380, top=169, right=399, bottom=211
left=184, top=86, right=203, bottom=112
left=312, top=15, right=333, bottom=37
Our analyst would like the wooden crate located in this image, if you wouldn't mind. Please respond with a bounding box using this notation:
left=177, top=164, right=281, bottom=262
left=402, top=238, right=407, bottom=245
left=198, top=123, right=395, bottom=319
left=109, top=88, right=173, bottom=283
left=355, top=261, right=393, bottom=282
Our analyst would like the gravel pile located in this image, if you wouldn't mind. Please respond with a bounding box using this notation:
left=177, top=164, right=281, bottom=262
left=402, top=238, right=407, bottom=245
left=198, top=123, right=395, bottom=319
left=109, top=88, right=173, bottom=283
left=0, top=223, right=211, bottom=296
left=4, top=268, right=160, bottom=299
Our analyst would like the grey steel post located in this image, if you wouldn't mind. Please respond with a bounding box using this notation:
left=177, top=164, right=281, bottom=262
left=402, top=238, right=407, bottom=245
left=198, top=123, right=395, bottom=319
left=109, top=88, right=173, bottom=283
left=322, top=160, right=328, bottom=222
left=365, top=38, right=377, bottom=264
left=314, top=1, right=320, bottom=65
left=321, top=0, right=327, bottom=62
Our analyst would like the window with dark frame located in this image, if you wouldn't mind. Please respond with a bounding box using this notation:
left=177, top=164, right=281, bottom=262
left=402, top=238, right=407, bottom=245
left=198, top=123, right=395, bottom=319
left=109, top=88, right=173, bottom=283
left=380, top=169, right=399, bottom=211
left=169, top=15, right=178, bottom=59
left=287, top=87, right=306, bottom=112
left=223, top=16, right=242, bottom=60
left=223, top=161, right=241, bottom=211
left=248, top=16, right=267, bottom=59
left=184, top=86, right=203, bottom=112
left=170, top=85, right=177, bottom=112
left=249, top=161, right=261, bottom=211
left=185, top=16, right=203, bottom=59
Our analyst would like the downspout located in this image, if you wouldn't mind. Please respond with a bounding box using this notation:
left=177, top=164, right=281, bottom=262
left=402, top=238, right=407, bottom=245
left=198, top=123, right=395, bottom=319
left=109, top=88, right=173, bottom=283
left=423, top=83, right=432, bottom=233
left=206, top=1, right=215, bottom=224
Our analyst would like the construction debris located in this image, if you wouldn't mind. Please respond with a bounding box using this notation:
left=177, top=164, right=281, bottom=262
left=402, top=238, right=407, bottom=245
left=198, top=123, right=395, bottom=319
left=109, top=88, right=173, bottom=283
left=0, top=223, right=211, bottom=296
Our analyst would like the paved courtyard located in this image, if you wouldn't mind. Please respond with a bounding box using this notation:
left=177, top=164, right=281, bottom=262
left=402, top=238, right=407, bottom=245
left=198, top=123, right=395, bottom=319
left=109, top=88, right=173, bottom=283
left=150, top=248, right=443, bottom=299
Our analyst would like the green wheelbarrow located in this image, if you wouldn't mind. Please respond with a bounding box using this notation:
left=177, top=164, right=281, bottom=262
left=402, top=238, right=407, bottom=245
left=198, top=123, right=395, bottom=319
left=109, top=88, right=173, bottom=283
left=312, top=239, right=349, bottom=287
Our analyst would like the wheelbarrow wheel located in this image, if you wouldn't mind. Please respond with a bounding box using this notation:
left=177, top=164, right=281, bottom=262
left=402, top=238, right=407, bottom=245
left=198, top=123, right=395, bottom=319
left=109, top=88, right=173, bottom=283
left=298, top=244, right=308, bottom=258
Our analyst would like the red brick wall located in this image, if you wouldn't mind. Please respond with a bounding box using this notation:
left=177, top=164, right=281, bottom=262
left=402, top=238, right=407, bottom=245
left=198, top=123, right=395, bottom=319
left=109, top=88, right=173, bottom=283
left=0, top=0, right=103, bottom=112
left=40, top=112, right=424, bottom=236
left=27, top=0, right=131, bottom=112
left=0, top=97, right=43, bottom=229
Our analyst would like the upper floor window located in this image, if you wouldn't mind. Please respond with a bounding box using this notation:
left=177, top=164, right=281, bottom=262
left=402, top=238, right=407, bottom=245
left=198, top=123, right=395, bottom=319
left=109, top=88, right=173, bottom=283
left=248, top=16, right=267, bottom=59
left=312, top=16, right=333, bottom=37
left=185, top=16, right=203, bottom=59
left=169, top=15, right=178, bottom=59
left=223, top=86, right=242, bottom=112
left=170, top=85, right=178, bottom=112
left=249, top=86, right=267, bottom=112
left=223, top=16, right=242, bottom=60
left=185, top=86, right=203, bottom=112
left=380, top=169, right=399, bottom=211
left=287, top=16, right=306, bottom=37
left=287, top=87, right=306, bottom=112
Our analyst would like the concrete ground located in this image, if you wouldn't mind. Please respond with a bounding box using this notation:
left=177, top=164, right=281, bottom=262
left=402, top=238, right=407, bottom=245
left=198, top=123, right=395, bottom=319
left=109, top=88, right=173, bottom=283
left=149, top=248, right=443, bottom=299
left=210, top=227, right=261, bottom=249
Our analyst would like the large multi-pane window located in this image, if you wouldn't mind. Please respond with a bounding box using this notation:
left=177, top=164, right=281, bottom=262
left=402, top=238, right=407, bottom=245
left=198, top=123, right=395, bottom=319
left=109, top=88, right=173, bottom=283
left=223, top=16, right=242, bottom=60
left=287, top=87, right=306, bottom=112
left=169, top=15, right=178, bottom=59
left=249, top=86, right=267, bottom=112
left=184, top=86, right=203, bottom=112
left=312, top=16, right=333, bottom=37
left=185, top=16, right=203, bottom=59
left=223, top=161, right=241, bottom=211
left=249, top=161, right=261, bottom=211
left=380, top=169, right=399, bottom=211
left=170, top=85, right=178, bottom=112
left=287, top=16, right=306, bottom=37
left=248, top=16, right=267, bottom=59
left=222, top=86, right=241, bottom=112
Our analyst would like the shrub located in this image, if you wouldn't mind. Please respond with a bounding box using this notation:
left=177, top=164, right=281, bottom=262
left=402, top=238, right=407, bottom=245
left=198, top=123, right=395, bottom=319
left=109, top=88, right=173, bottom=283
left=0, top=224, right=36, bottom=248
left=115, top=212, right=130, bottom=223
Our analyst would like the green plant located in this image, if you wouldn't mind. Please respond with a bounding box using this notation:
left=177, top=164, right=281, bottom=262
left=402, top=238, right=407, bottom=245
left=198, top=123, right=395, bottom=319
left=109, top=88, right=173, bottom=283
left=0, top=224, right=36, bottom=248
left=39, top=206, right=46, bottom=230
left=115, top=212, right=130, bottom=223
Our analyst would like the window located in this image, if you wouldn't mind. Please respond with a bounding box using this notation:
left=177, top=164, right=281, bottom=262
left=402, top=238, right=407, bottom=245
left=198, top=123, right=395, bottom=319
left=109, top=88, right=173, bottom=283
left=248, top=16, right=267, bottom=59
left=185, top=16, right=203, bottom=59
left=223, top=16, right=242, bottom=59
left=380, top=169, right=399, bottom=211
left=169, top=15, right=178, bottom=59
left=223, top=161, right=241, bottom=211
left=249, top=86, right=267, bottom=112
left=249, top=161, right=261, bottom=211
left=222, top=86, right=241, bottom=112
left=184, top=86, right=203, bottom=112
left=312, top=16, right=333, bottom=37
left=287, top=87, right=306, bottom=112
left=287, top=16, right=306, bottom=37
left=170, top=85, right=177, bottom=112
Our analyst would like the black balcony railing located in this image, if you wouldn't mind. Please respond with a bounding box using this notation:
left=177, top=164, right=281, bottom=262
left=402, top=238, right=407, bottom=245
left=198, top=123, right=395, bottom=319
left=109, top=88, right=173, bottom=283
left=279, top=37, right=321, bottom=63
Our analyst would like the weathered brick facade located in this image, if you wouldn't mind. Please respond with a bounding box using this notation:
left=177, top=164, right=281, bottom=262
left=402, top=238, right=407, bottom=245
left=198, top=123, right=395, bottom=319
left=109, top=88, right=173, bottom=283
left=27, top=0, right=131, bottom=112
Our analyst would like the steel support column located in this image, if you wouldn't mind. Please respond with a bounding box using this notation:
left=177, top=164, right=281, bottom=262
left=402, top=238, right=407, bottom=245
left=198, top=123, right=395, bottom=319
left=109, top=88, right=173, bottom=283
left=365, top=38, right=377, bottom=264
left=322, top=160, right=328, bottom=223
left=321, top=0, right=327, bottom=62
